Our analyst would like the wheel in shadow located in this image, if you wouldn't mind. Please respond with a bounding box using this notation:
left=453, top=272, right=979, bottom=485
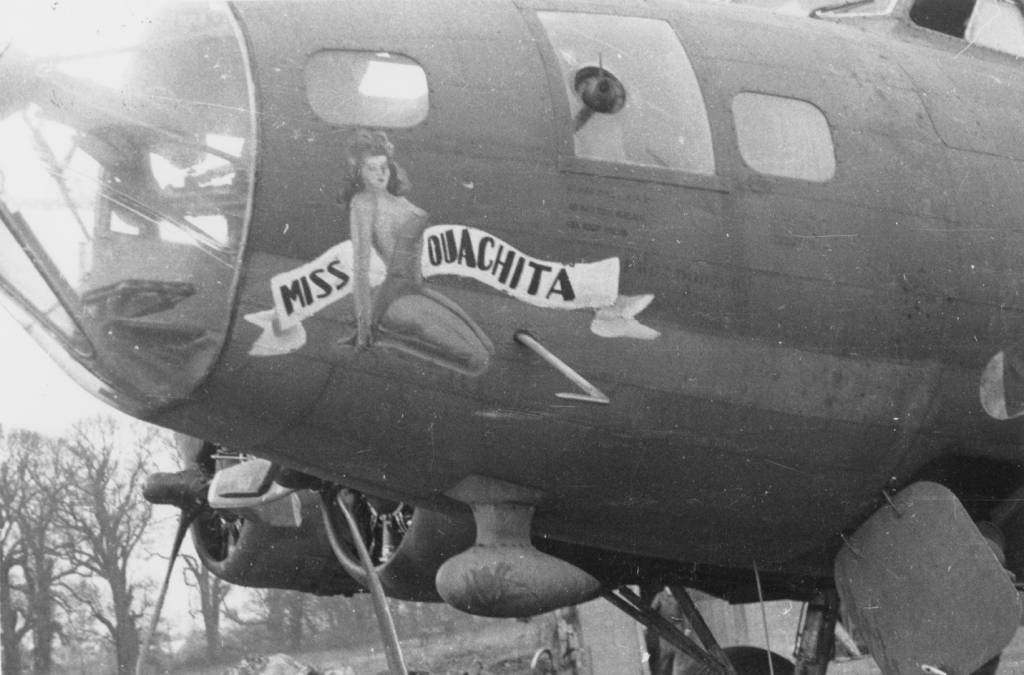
left=715, top=646, right=795, bottom=675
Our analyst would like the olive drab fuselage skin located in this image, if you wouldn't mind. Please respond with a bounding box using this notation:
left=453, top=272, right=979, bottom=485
left=5, top=0, right=1024, bottom=585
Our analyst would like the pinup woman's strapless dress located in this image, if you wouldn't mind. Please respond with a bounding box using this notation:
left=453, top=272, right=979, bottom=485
left=370, top=198, right=493, bottom=375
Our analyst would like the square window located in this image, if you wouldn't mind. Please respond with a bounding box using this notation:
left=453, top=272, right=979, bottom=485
left=733, top=93, right=835, bottom=182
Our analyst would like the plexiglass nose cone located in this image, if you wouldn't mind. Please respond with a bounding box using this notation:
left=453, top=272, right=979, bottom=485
left=0, top=2, right=254, bottom=407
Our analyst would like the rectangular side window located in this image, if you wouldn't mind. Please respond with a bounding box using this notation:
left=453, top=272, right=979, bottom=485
left=537, top=12, right=715, bottom=176
left=305, top=51, right=429, bottom=128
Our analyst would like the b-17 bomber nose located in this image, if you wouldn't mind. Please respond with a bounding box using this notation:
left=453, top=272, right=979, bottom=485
left=0, top=2, right=254, bottom=412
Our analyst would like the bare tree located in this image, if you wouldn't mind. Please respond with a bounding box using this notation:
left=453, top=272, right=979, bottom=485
left=14, top=430, right=76, bottom=675
left=180, top=552, right=230, bottom=662
left=0, top=426, right=30, bottom=675
left=54, top=416, right=166, bottom=674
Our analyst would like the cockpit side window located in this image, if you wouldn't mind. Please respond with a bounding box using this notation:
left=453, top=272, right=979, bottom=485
left=964, top=0, right=1024, bottom=56
left=536, top=12, right=715, bottom=176
left=911, top=0, right=1024, bottom=56
left=910, top=0, right=975, bottom=36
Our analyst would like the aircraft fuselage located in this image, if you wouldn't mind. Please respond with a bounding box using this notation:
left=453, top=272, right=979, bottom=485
left=5, top=0, right=1024, bottom=584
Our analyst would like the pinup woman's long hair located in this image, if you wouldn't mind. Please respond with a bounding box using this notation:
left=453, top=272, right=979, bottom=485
left=338, top=128, right=411, bottom=203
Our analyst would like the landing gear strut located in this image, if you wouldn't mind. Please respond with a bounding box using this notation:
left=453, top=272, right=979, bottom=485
left=793, top=591, right=838, bottom=675
left=605, top=586, right=801, bottom=675
left=604, top=585, right=737, bottom=675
